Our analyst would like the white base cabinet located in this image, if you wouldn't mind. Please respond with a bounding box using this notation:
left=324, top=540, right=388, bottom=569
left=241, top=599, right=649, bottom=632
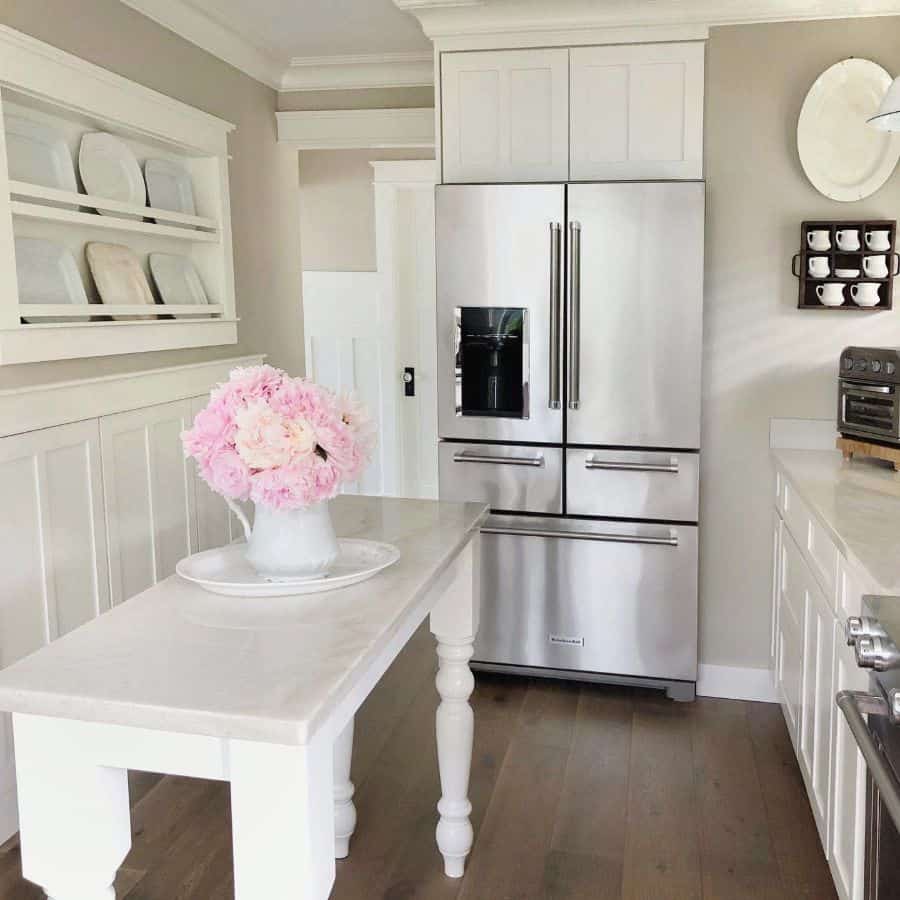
left=772, top=465, right=874, bottom=900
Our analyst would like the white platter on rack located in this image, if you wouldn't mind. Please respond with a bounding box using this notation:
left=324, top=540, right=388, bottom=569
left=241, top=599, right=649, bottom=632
left=86, top=242, right=157, bottom=320
left=798, top=59, right=900, bottom=202
left=14, top=237, right=90, bottom=323
left=4, top=115, right=78, bottom=206
left=145, top=158, right=197, bottom=224
left=176, top=539, right=401, bottom=598
left=149, top=253, right=209, bottom=313
left=79, top=133, right=146, bottom=219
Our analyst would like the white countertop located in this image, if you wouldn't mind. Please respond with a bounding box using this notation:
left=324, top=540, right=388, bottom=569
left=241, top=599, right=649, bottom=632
left=773, top=449, right=900, bottom=592
left=0, top=495, right=488, bottom=745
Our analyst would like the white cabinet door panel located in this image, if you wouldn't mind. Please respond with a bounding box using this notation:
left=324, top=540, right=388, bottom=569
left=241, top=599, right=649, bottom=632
left=441, top=48, right=569, bottom=183
left=101, top=400, right=197, bottom=605
left=570, top=42, right=704, bottom=180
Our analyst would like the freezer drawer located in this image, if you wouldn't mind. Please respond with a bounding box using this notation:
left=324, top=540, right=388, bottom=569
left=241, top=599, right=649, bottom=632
left=439, top=443, right=562, bottom=514
left=566, top=449, right=699, bottom=521
left=475, top=515, right=698, bottom=681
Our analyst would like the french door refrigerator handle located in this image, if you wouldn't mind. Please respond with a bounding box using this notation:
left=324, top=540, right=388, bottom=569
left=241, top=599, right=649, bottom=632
left=480, top=525, right=678, bottom=546
left=568, top=221, right=582, bottom=410
left=549, top=222, right=562, bottom=410
left=585, top=458, right=680, bottom=473
left=453, top=451, right=545, bottom=467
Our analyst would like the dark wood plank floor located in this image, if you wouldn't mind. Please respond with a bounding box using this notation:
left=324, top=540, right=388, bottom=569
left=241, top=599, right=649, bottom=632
left=0, top=624, right=836, bottom=900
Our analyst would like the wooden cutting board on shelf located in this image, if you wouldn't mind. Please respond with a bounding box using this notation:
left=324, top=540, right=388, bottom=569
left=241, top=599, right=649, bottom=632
left=836, top=436, right=900, bottom=471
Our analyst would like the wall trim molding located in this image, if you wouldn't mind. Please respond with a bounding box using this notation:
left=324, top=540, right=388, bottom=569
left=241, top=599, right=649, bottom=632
left=370, top=159, right=438, bottom=184
left=282, top=51, right=434, bottom=92
left=697, top=664, right=779, bottom=703
left=0, top=355, right=264, bottom=438
left=276, top=108, right=435, bottom=149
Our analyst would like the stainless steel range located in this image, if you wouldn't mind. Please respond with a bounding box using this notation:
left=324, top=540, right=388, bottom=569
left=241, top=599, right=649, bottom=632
left=436, top=181, right=704, bottom=701
left=839, top=347, right=900, bottom=445
left=842, top=596, right=900, bottom=899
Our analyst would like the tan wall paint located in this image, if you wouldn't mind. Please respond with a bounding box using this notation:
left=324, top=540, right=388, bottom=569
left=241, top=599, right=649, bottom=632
left=278, top=86, right=434, bottom=112
left=0, top=0, right=304, bottom=387
left=299, top=148, right=434, bottom=272
left=702, top=17, right=900, bottom=670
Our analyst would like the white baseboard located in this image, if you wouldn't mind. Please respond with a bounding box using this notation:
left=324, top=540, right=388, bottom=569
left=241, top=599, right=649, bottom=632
left=697, top=663, right=778, bottom=703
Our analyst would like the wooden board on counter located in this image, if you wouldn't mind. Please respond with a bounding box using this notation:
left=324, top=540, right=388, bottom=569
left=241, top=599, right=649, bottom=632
left=836, top=436, right=900, bottom=471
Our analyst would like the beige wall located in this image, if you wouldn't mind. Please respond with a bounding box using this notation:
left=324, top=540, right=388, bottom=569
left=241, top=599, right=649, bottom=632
left=702, top=17, right=900, bottom=670
left=279, top=86, right=434, bottom=112
left=0, top=0, right=304, bottom=387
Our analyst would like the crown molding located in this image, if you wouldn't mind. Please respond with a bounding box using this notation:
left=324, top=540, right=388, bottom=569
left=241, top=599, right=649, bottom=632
left=281, top=51, right=433, bottom=92
left=119, top=0, right=285, bottom=88
left=276, top=108, right=434, bottom=149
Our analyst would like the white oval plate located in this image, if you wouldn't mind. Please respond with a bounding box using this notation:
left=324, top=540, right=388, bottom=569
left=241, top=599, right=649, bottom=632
left=79, top=133, right=146, bottom=218
left=15, top=237, right=90, bottom=323
left=798, top=59, right=900, bottom=202
left=176, top=539, right=401, bottom=597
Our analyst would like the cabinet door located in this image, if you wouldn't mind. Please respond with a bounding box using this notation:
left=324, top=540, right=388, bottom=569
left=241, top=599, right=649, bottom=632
left=778, top=528, right=806, bottom=749
left=570, top=42, right=704, bottom=180
left=771, top=510, right=783, bottom=672
left=829, top=625, right=868, bottom=900
left=100, top=400, right=197, bottom=605
left=441, top=48, right=569, bottom=183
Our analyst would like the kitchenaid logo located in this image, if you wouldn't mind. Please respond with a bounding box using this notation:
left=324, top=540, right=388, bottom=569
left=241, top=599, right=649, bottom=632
left=549, top=634, right=584, bottom=648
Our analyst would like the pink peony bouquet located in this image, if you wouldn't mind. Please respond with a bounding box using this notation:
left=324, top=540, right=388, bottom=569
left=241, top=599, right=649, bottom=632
left=182, top=365, right=375, bottom=510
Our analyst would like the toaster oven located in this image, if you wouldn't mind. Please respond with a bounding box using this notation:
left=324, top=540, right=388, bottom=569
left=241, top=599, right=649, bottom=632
left=839, top=347, right=900, bottom=445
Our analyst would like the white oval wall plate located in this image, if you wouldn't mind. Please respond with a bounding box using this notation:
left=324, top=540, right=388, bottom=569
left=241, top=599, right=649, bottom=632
left=798, top=59, right=900, bottom=202
left=14, top=237, right=90, bottom=323
left=79, top=132, right=146, bottom=218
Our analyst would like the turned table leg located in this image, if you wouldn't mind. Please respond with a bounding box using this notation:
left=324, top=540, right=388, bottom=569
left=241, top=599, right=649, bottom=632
left=333, top=716, right=356, bottom=859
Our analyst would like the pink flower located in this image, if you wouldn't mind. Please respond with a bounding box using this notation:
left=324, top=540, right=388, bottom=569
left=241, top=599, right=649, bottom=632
left=316, top=420, right=363, bottom=480
left=205, top=449, right=251, bottom=500
left=234, top=400, right=292, bottom=470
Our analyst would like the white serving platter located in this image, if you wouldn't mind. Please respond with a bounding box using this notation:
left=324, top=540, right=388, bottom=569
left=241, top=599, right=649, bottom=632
left=14, top=237, right=90, bottom=323
left=149, top=253, right=209, bottom=313
left=86, top=242, right=157, bottom=320
left=79, top=133, right=146, bottom=219
left=176, top=539, right=401, bottom=598
left=145, top=158, right=197, bottom=224
left=798, top=59, right=900, bottom=202
left=4, top=115, right=78, bottom=208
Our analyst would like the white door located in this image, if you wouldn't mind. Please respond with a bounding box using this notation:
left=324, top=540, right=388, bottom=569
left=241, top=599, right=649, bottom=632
left=100, top=400, right=198, bottom=605
left=570, top=42, right=704, bottom=180
left=0, top=419, right=110, bottom=842
left=441, top=48, right=569, bottom=183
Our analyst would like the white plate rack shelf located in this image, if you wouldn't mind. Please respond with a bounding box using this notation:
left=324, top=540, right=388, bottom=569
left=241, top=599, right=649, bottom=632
left=0, top=25, right=238, bottom=365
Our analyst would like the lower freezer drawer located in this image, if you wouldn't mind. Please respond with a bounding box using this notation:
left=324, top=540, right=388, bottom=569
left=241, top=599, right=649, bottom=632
left=475, top=516, right=698, bottom=681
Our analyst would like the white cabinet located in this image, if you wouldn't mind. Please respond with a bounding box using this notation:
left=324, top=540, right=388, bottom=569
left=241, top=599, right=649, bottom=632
left=441, top=48, right=569, bottom=183
left=777, top=527, right=805, bottom=749
left=100, top=400, right=198, bottom=605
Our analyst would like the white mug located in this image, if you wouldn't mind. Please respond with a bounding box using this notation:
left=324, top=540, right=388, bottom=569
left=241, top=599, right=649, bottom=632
left=866, top=230, right=892, bottom=251
left=836, top=229, right=861, bottom=251
left=816, top=284, right=845, bottom=306
left=850, top=282, right=881, bottom=307
left=863, top=255, right=889, bottom=278
left=807, top=230, right=831, bottom=251
left=808, top=257, right=830, bottom=278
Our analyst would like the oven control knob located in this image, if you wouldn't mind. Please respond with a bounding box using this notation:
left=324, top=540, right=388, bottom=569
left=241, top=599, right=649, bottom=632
left=846, top=615, right=889, bottom=645
left=855, top=635, right=900, bottom=671
left=843, top=356, right=854, bottom=370
left=889, top=688, right=900, bottom=722
left=888, top=361, right=897, bottom=376
left=855, top=358, right=868, bottom=372
left=872, top=360, right=883, bottom=374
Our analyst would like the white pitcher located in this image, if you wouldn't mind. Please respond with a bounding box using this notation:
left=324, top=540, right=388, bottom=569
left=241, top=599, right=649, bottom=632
left=226, top=499, right=339, bottom=581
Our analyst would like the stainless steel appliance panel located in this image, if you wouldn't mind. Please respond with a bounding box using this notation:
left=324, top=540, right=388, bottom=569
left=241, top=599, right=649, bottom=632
left=436, top=184, right=565, bottom=444
left=566, top=449, right=699, bottom=521
left=439, top=443, right=562, bottom=514
left=566, top=182, right=705, bottom=448
left=475, top=515, right=698, bottom=680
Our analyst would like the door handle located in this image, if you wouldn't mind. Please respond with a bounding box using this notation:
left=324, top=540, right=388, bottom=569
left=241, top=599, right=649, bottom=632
left=585, top=458, right=679, bottom=474
left=837, top=690, right=900, bottom=832
left=567, top=221, right=582, bottom=411
left=480, top=525, right=678, bottom=546
left=453, top=451, right=544, bottom=467
left=549, top=222, right=562, bottom=410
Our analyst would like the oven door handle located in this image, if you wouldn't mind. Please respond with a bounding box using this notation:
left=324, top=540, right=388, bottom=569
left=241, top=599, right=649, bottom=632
left=837, top=690, right=900, bottom=832
left=481, top=525, right=678, bottom=546
left=585, top=458, right=679, bottom=474
left=841, top=381, right=894, bottom=395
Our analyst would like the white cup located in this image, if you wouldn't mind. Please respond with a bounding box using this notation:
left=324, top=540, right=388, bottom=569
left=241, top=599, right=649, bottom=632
left=863, top=255, right=889, bottom=279
left=850, top=282, right=881, bottom=307
left=807, top=230, right=831, bottom=251
left=866, top=230, right=892, bottom=251
left=816, top=283, right=845, bottom=306
left=836, top=229, right=861, bottom=251
left=808, top=257, right=830, bottom=278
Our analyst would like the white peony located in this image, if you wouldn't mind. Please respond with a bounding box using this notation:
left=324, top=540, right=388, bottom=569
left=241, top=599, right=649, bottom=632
left=234, top=400, right=292, bottom=470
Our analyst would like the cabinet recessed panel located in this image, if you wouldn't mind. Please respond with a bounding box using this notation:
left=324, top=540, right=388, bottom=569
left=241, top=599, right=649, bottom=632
left=509, top=67, right=554, bottom=167
left=458, top=70, right=500, bottom=166
left=629, top=62, right=686, bottom=162
left=572, top=64, right=628, bottom=164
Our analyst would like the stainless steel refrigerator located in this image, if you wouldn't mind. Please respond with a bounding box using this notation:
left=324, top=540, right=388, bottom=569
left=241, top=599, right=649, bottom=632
left=436, top=181, right=704, bottom=701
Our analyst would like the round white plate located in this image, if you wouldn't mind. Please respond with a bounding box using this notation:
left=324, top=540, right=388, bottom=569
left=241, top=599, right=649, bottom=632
left=79, top=133, right=146, bottom=218
left=798, top=59, right=900, bottom=202
left=176, top=539, right=401, bottom=597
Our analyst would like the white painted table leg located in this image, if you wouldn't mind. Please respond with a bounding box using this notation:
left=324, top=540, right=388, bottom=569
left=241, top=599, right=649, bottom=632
left=429, top=537, right=480, bottom=879
left=13, top=714, right=131, bottom=900
left=333, top=716, right=356, bottom=859
left=229, top=731, right=335, bottom=900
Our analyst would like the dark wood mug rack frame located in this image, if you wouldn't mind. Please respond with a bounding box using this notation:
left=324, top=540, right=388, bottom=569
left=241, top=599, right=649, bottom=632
left=792, top=220, right=898, bottom=311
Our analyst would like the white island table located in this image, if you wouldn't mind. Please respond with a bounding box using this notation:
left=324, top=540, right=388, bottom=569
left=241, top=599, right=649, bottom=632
left=0, top=495, right=487, bottom=900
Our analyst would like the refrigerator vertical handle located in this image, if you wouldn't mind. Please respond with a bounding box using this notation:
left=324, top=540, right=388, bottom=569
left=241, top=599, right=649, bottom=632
left=568, top=221, right=582, bottom=411
left=549, top=222, right=562, bottom=410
